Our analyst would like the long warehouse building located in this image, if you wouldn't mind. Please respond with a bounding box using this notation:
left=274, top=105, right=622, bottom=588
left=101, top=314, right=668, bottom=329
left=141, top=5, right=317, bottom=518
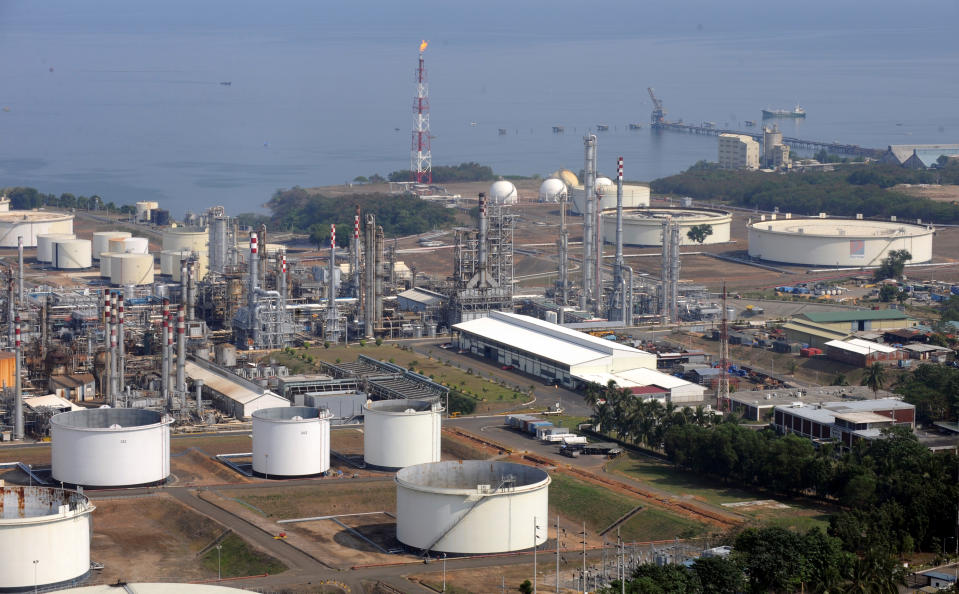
left=453, top=311, right=656, bottom=388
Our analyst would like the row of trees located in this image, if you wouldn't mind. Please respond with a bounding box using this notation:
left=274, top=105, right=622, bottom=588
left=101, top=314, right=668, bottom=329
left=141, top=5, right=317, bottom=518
left=265, top=187, right=456, bottom=239
left=895, top=363, right=959, bottom=424
left=3, top=186, right=133, bottom=213
left=601, top=526, right=903, bottom=594
left=650, top=162, right=959, bottom=223
left=662, top=423, right=957, bottom=555
left=387, top=162, right=495, bottom=183
left=586, top=381, right=718, bottom=449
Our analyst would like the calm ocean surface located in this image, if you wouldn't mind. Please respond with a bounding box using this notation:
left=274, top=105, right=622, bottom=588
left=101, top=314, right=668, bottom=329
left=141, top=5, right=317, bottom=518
left=0, top=1, right=957, bottom=216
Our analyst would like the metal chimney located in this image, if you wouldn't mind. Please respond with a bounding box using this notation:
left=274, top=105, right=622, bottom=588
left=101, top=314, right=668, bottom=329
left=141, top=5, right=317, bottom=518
left=195, top=378, right=204, bottom=417
left=117, top=293, right=125, bottom=393
left=176, top=305, right=186, bottom=408
left=17, top=236, right=23, bottom=305
left=161, top=298, right=170, bottom=407
left=13, top=315, right=22, bottom=440
left=581, top=134, right=596, bottom=309
left=614, top=157, right=625, bottom=322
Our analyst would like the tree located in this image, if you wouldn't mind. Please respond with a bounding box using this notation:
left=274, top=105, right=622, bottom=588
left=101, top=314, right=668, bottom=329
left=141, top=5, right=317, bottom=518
left=941, top=295, right=959, bottom=322
left=877, top=284, right=900, bottom=302
left=873, top=250, right=911, bottom=281
left=692, top=556, right=745, bottom=594
left=518, top=579, right=532, bottom=594
left=733, top=527, right=806, bottom=593
left=832, top=373, right=850, bottom=386
left=686, top=223, right=714, bottom=244
left=861, top=362, right=886, bottom=398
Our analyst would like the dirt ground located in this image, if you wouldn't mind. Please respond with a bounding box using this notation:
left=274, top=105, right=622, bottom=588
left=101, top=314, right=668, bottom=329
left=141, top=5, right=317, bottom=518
left=88, top=494, right=232, bottom=585
left=411, top=561, right=586, bottom=594
left=895, top=183, right=959, bottom=203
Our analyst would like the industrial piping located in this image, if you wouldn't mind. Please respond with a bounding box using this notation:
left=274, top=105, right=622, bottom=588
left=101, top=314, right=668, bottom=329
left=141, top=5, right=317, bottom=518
left=17, top=236, right=23, bottom=305
left=248, top=232, right=258, bottom=347
left=118, top=292, right=125, bottom=393
left=613, top=156, right=625, bottom=322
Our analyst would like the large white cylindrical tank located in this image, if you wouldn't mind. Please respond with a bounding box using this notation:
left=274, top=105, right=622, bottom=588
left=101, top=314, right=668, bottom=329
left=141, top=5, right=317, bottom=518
left=571, top=183, right=651, bottom=214
left=363, top=399, right=443, bottom=470
left=92, top=231, right=131, bottom=259
left=162, top=228, right=208, bottom=253
left=110, top=253, right=155, bottom=285
left=36, top=233, right=76, bottom=263
left=160, top=249, right=209, bottom=281
left=252, top=406, right=332, bottom=477
left=108, top=236, right=149, bottom=254
left=489, top=180, right=518, bottom=204
left=602, top=207, right=733, bottom=246
left=0, top=486, right=95, bottom=591
left=747, top=217, right=935, bottom=266
left=396, top=460, right=550, bottom=554
left=51, top=409, right=172, bottom=487
left=53, top=239, right=93, bottom=269
left=99, top=253, right=113, bottom=277
left=0, top=211, right=74, bottom=247
left=538, top=178, right=568, bottom=203
left=135, top=200, right=159, bottom=221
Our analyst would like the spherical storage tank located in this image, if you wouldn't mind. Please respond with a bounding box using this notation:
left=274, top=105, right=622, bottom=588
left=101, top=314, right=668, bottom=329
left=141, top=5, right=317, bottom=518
left=538, top=178, right=567, bottom=203
left=602, top=207, right=733, bottom=246
left=36, top=233, right=76, bottom=263
left=364, top=399, right=443, bottom=469
left=92, top=231, right=131, bottom=259
left=0, top=486, right=95, bottom=591
left=53, top=239, right=93, bottom=269
left=571, top=182, right=650, bottom=214
left=252, top=406, right=332, bottom=477
left=489, top=180, right=518, bottom=204
left=110, top=253, right=155, bottom=285
left=51, top=408, right=172, bottom=487
left=396, top=460, right=550, bottom=554
left=747, top=216, right=935, bottom=266
left=0, top=211, right=73, bottom=247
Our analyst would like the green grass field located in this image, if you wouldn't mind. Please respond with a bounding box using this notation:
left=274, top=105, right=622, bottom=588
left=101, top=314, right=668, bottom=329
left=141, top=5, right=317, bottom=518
left=267, top=343, right=530, bottom=412
left=607, top=452, right=834, bottom=530
left=548, top=473, right=708, bottom=542
left=200, top=533, right=286, bottom=577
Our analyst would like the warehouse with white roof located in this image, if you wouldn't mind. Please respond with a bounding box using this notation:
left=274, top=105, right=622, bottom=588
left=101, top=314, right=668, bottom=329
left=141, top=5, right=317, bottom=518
left=453, top=311, right=656, bottom=388
left=577, top=367, right=706, bottom=403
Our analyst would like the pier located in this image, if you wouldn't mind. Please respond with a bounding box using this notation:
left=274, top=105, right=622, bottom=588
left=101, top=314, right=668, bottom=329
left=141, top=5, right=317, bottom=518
left=652, top=121, right=884, bottom=159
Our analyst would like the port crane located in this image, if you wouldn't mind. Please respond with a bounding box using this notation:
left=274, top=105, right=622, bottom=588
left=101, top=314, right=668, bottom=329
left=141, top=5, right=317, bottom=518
left=648, top=87, right=666, bottom=126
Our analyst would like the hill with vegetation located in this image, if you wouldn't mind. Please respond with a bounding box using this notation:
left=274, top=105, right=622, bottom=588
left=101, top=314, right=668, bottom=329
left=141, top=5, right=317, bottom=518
left=260, top=186, right=456, bottom=247
left=651, top=161, right=959, bottom=223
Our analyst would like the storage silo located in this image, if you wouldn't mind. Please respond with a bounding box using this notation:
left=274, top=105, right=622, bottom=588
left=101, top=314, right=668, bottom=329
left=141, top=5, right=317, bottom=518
left=363, top=399, right=443, bottom=470
left=53, top=239, right=93, bottom=269
left=162, top=228, right=208, bottom=253
left=489, top=180, right=518, bottom=205
left=108, top=236, right=149, bottom=254
left=92, top=231, right=131, bottom=259
left=0, top=211, right=74, bottom=247
left=396, top=460, right=550, bottom=554
left=51, top=408, right=173, bottom=487
left=538, top=178, right=567, bottom=203
left=99, top=253, right=114, bottom=277
left=110, top=253, right=155, bottom=285
left=0, top=486, right=95, bottom=592
left=252, top=406, right=333, bottom=477
left=37, top=233, right=76, bottom=263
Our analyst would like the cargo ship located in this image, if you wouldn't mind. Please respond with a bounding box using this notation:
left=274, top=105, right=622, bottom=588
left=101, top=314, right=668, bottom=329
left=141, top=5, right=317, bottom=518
left=762, top=105, right=805, bottom=118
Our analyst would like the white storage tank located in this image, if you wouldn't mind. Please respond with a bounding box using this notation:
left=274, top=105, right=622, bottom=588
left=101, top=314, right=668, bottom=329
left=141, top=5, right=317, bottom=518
left=108, top=236, right=149, bottom=254
left=160, top=249, right=209, bottom=281
left=135, top=200, right=159, bottom=222
left=489, top=180, right=518, bottom=205
left=0, top=486, right=95, bottom=591
left=92, top=231, right=131, bottom=259
left=252, top=406, right=333, bottom=477
left=396, top=460, right=550, bottom=554
left=538, top=178, right=567, bottom=203
left=602, top=207, right=733, bottom=246
left=53, top=239, right=93, bottom=269
left=364, top=399, right=443, bottom=470
left=99, top=253, right=114, bottom=277
left=110, top=253, right=155, bottom=285
left=162, top=228, right=208, bottom=253
left=0, top=211, right=74, bottom=247
left=51, top=408, right=173, bottom=487
left=747, top=217, right=935, bottom=266
left=571, top=183, right=651, bottom=214
left=36, top=233, right=76, bottom=263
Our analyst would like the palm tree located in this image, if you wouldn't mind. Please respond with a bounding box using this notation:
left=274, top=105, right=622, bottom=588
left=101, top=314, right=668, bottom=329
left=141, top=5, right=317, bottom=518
left=860, top=363, right=886, bottom=398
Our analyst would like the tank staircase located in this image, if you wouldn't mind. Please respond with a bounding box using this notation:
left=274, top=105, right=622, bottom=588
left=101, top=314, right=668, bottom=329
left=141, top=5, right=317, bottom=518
left=422, top=474, right=516, bottom=557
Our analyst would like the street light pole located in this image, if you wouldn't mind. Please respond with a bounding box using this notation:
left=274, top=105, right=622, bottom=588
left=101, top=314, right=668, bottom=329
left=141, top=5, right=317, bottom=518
left=216, top=543, right=222, bottom=580
left=533, top=516, right=538, bottom=594
left=442, top=553, right=447, bottom=592
left=33, top=559, right=38, bottom=594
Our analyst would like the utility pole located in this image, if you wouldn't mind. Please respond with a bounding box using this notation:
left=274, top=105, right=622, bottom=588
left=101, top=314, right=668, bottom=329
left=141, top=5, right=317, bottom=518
left=533, top=516, right=538, bottom=594
left=556, top=515, right=560, bottom=594
left=582, top=521, right=588, bottom=594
